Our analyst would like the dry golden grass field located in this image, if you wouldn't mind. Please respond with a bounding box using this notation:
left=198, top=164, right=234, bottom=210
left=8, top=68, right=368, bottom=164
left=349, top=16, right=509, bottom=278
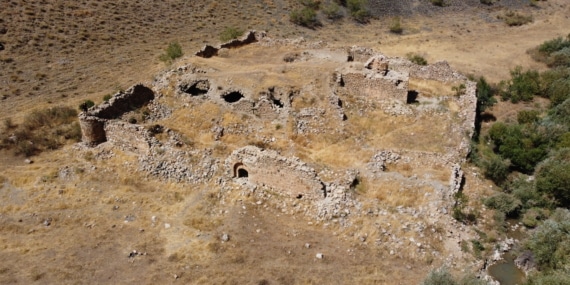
left=1, top=0, right=570, bottom=284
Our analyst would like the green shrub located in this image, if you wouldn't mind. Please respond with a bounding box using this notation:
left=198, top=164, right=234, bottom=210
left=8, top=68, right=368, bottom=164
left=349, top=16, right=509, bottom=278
left=79, top=100, right=95, bottom=112
left=500, top=11, right=533, bottom=26
left=484, top=193, right=522, bottom=216
left=524, top=270, right=570, bottom=285
left=159, top=42, right=183, bottom=63
left=480, top=0, right=494, bottom=5
left=549, top=98, right=570, bottom=127
left=510, top=176, right=553, bottom=209
left=323, top=2, right=343, bottom=19
left=290, top=7, right=318, bottom=27
left=103, top=94, right=112, bottom=102
left=545, top=77, right=570, bottom=106
left=524, top=209, right=570, bottom=271
left=499, top=66, right=541, bottom=103
left=481, top=154, right=511, bottom=185
left=535, top=149, right=570, bottom=207
left=430, top=0, right=446, bottom=7
left=521, top=207, right=548, bottom=228
left=488, top=122, right=549, bottom=173
left=421, top=267, right=457, bottom=285
left=517, top=110, right=541, bottom=124
left=476, top=76, right=496, bottom=113
left=407, top=53, right=427, bottom=65
left=538, top=37, right=570, bottom=56
left=299, top=0, right=321, bottom=10
left=219, top=27, right=245, bottom=42
left=347, top=0, right=370, bottom=23
left=389, top=17, right=403, bottom=34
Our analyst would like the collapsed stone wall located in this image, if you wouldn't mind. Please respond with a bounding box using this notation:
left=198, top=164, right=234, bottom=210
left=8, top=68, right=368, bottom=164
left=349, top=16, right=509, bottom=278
left=225, top=146, right=325, bottom=200
left=195, top=30, right=266, bottom=58
left=79, top=84, right=155, bottom=147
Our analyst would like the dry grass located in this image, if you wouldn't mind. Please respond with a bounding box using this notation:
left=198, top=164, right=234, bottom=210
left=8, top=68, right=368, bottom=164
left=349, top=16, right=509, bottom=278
left=408, top=78, right=459, bottom=97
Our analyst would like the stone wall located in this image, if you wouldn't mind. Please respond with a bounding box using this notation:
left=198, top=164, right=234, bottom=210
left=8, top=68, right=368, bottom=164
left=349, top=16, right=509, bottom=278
left=79, top=84, right=155, bottom=148
left=195, top=30, right=266, bottom=58
left=225, top=146, right=325, bottom=200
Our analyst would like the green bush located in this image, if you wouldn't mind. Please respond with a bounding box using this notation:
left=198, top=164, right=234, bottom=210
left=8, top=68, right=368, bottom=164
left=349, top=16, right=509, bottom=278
left=480, top=0, right=494, bottom=5
left=323, top=2, right=343, bottom=19
left=299, top=0, right=321, bottom=10
left=517, top=110, right=541, bottom=124
left=407, top=53, right=427, bottom=65
left=500, top=11, right=533, bottom=26
left=389, top=17, right=403, bottom=34
left=159, top=42, right=183, bottom=63
left=347, top=0, right=370, bottom=23
left=484, top=192, right=522, bottom=216
left=524, top=270, right=570, bottom=285
left=103, top=94, right=112, bottom=102
left=421, top=267, right=457, bottom=285
left=430, top=0, right=446, bottom=7
left=420, top=267, right=487, bottom=285
left=521, top=207, right=548, bottom=228
left=481, top=154, right=511, bottom=185
left=79, top=100, right=95, bottom=112
left=499, top=66, right=541, bottom=103
left=488, top=122, right=549, bottom=173
left=535, top=149, right=570, bottom=207
left=524, top=209, right=570, bottom=271
left=290, top=7, right=318, bottom=27
left=549, top=98, right=570, bottom=127
left=476, top=76, right=496, bottom=113
left=219, top=27, right=245, bottom=42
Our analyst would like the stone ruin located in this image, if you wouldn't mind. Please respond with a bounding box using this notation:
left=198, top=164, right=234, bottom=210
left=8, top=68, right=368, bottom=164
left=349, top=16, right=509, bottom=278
left=77, top=32, right=477, bottom=220
left=79, top=84, right=155, bottom=148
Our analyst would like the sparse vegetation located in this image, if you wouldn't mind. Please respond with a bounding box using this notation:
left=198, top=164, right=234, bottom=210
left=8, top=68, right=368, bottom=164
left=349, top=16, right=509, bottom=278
left=159, top=42, right=183, bottom=63
left=0, top=106, right=81, bottom=156
left=430, top=0, right=446, bottom=7
left=322, top=2, right=343, bottom=20
left=347, top=0, right=370, bottom=23
left=389, top=17, right=403, bottom=34
left=500, top=11, right=533, bottom=26
left=480, top=0, right=494, bottom=5
left=290, top=7, right=319, bottom=28
left=79, top=99, right=95, bottom=111
left=219, top=26, right=245, bottom=42
left=407, top=53, right=428, bottom=65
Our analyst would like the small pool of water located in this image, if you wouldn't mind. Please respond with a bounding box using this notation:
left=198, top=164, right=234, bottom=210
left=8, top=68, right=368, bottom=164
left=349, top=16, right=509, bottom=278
left=487, top=253, right=525, bottom=285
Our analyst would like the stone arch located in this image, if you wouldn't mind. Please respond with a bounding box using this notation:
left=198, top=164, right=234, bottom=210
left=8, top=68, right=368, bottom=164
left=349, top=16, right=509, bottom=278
left=233, top=162, right=249, bottom=178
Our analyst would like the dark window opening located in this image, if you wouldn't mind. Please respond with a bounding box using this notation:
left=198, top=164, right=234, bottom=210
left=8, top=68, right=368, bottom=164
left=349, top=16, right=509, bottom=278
left=237, top=168, right=249, bottom=178
left=223, top=91, right=244, bottom=103
left=272, top=98, right=284, bottom=108
left=338, top=99, right=343, bottom=108
left=342, top=114, right=348, bottom=121
left=339, top=77, right=345, bottom=87
left=350, top=177, right=360, bottom=189
left=406, top=90, right=419, bottom=104
left=181, top=80, right=210, bottom=96
left=347, top=55, right=354, bottom=62
left=296, top=194, right=303, bottom=199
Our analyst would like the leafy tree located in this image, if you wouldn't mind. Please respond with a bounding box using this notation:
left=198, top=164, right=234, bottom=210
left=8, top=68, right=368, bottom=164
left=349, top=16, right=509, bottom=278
left=476, top=76, right=496, bottom=113
left=524, top=209, right=570, bottom=271
left=535, top=148, right=570, bottom=207
left=499, top=66, right=541, bottom=103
